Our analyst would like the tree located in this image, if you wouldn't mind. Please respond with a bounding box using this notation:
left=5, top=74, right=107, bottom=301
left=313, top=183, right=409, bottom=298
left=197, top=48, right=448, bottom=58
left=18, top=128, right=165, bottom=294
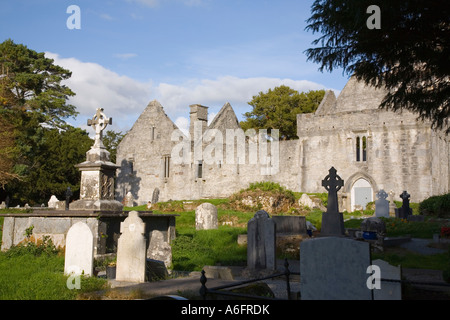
left=305, top=0, right=450, bottom=132
left=0, top=113, right=18, bottom=187
left=102, top=130, right=125, bottom=164
left=0, top=39, right=77, bottom=127
left=0, top=39, right=79, bottom=203
left=6, top=126, right=93, bottom=205
left=240, top=86, right=325, bottom=139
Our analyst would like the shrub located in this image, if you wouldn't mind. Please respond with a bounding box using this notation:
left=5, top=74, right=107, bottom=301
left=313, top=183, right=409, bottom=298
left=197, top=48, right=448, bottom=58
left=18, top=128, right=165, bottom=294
left=419, top=193, right=450, bottom=218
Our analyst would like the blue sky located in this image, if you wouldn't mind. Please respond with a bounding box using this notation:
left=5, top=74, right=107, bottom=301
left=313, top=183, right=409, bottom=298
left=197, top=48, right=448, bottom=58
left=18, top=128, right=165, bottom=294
left=0, top=0, right=350, bottom=134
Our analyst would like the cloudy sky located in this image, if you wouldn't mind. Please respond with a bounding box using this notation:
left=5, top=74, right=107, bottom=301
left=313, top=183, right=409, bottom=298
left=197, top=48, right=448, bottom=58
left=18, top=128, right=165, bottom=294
left=0, top=0, right=349, bottom=135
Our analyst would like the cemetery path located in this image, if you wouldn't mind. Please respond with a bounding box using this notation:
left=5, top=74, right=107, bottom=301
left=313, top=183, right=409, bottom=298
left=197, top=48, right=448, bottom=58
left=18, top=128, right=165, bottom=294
left=399, top=238, right=447, bottom=255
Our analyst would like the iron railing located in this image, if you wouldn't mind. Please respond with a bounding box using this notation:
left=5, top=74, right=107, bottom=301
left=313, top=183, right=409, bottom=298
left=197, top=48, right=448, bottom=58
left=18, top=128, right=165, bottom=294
left=199, top=258, right=300, bottom=300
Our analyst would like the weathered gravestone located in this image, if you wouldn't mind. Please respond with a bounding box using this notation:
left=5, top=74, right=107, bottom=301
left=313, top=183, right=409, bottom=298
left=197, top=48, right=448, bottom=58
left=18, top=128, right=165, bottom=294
left=375, top=189, right=390, bottom=218
left=272, top=215, right=307, bottom=235
left=116, top=211, right=146, bottom=283
left=300, top=237, right=372, bottom=300
left=64, top=222, right=94, bottom=276
left=195, top=202, right=218, bottom=230
left=125, top=192, right=135, bottom=207
left=247, top=210, right=276, bottom=270
left=48, top=195, right=59, bottom=208
left=395, top=190, right=412, bottom=219
left=151, top=188, right=160, bottom=204
left=320, top=167, right=345, bottom=236
left=388, top=190, right=397, bottom=216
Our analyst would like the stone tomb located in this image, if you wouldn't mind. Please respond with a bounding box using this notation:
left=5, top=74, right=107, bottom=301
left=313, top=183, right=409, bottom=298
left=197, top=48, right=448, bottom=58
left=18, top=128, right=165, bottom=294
left=64, top=221, right=94, bottom=276
left=300, top=237, right=372, bottom=300
left=116, top=211, right=147, bottom=283
left=195, top=202, right=218, bottom=230
left=0, top=211, right=177, bottom=258
left=247, top=210, right=276, bottom=270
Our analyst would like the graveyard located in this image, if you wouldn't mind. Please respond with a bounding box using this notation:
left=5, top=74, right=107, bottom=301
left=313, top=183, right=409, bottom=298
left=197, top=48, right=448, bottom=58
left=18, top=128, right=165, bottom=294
left=1, top=183, right=449, bottom=300
left=0, top=109, right=449, bottom=301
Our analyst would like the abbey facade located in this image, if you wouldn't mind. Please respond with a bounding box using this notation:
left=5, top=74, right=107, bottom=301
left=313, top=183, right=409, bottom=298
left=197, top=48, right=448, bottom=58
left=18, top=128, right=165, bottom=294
left=115, top=76, right=450, bottom=212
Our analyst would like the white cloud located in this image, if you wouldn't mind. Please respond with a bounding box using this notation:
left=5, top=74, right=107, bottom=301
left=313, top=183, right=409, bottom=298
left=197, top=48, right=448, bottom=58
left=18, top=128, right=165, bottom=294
left=45, top=52, right=152, bottom=132
left=45, top=53, right=337, bottom=134
left=153, top=76, right=336, bottom=120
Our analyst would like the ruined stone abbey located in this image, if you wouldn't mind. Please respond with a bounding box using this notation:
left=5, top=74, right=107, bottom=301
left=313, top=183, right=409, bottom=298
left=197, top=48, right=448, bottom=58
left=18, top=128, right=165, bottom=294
left=115, top=76, right=450, bottom=212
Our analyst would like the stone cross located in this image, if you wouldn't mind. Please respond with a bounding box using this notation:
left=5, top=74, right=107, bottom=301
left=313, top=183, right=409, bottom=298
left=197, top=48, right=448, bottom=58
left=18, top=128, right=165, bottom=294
left=397, top=190, right=412, bottom=219
left=321, top=167, right=344, bottom=213
left=87, top=108, right=112, bottom=148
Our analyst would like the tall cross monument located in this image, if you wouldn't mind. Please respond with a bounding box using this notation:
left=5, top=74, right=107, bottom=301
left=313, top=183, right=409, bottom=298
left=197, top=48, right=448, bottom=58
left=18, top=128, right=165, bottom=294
left=320, top=167, right=345, bottom=236
left=69, top=108, right=123, bottom=211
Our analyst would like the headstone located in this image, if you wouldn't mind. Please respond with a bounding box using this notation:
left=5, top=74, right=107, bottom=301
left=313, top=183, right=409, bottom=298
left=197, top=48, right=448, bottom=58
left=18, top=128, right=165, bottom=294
left=5, top=195, right=10, bottom=209
left=195, top=203, right=218, bottom=230
left=0, top=201, right=6, bottom=209
left=125, top=192, right=135, bottom=207
left=247, top=210, right=276, bottom=270
left=272, top=216, right=307, bottom=235
left=151, top=188, right=160, bottom=204
left=64, top=222, right=94, bottom=276
left=361, top=217, right=386, bottom=234
left=115, top=211, right=147, bottom=283
left=388, top=190, right=397, bottom=216
left=147, top=230, right=172, bottom=270
left=396, top=190, right=412, bottom=219
left=320, top=167, right=345, bottom=236
left=65, top=187, right=73, bottom=211
left=372, top=259, right=402, bottom=300
left=375, top=189, right=390, bottom=218
left=300, top=237, right=372, bottom=300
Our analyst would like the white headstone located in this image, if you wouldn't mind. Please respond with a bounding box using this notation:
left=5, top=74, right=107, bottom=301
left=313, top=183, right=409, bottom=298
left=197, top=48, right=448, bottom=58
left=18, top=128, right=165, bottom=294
left=64, top=222, right=94, bottom=276
left=48, top=195, right=59, bottom=208
left=195, top=203, right=218, bottom=230
left=300, top=237, right=372, bottom=300
left=375, top=189, right=390, bottom=218
left=125, top=192, right=134, bottom=207
left=247, top=210, right=276, bottom=270
left=116, top=211, right=147, bottom=283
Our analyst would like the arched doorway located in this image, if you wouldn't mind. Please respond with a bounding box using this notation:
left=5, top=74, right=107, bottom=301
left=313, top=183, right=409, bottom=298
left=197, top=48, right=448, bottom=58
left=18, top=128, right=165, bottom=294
left=351, top=178, right=373, bottom=211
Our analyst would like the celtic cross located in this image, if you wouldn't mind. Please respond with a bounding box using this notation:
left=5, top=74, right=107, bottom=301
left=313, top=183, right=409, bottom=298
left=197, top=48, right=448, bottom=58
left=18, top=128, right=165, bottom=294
left=322, top=167, right=344, bottom=213
left=87, top=108, right=112, bottom=148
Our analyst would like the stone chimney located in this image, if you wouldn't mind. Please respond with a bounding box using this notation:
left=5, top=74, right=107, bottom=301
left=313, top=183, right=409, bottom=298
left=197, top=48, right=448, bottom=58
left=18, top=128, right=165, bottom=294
left=189, top=104, right=208, bottom=139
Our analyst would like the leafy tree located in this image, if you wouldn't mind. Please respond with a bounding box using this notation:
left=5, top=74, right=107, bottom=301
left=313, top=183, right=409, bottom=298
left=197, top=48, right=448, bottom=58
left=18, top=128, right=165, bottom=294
left=0, top=112, right=18, bottom=187
left=0, top=39, right=79, bottom=204
left=0, top=39, right=76, bottom=127
left=240, top=86, right=325, bottom=139
left=102, top=130, right=125, bottom=164
left=305, top=0, right=450, bottom=132
left=6, top=127, right=93, bottom=205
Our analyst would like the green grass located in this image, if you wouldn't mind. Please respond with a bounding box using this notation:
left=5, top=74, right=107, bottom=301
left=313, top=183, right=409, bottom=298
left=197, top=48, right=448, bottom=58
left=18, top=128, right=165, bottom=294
left=0, top=246, right=107, bottom=300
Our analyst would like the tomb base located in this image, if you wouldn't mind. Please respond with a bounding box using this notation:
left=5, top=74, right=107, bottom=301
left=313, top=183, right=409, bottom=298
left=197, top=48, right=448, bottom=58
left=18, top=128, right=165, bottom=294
left=69, top=199, right=124, bottom=211
left=320, top=211, right=345, bottom=237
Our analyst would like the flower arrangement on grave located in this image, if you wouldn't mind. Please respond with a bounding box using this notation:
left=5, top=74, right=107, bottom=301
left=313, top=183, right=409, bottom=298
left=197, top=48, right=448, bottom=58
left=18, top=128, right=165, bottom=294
left=440, top=226, right=450, bottom=239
